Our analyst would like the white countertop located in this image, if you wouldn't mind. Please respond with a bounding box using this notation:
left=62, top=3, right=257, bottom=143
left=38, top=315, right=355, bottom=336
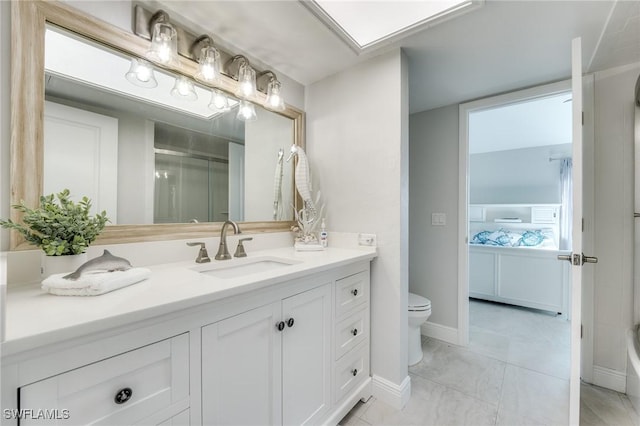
left=3, top=246, right=376, bottom=356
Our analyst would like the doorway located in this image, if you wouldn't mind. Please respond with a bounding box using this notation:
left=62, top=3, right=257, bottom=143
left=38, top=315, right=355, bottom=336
left=458, top=79, right=594, bottom=424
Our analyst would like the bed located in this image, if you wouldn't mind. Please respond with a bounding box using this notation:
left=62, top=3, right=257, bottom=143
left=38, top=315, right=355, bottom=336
left=469, top=226, right=571, bottom=315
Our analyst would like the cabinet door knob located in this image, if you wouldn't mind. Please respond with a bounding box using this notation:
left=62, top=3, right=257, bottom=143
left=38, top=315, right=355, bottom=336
left=351, top=369, right=358, bottom=376
left=286, top=318, right=295, bottom=328
left=351, top=328, right=358, bottom=336
left=276, top=321, right=285, bottom=331
left=351, top=289, right=358, bottom=296
left=114, top=387, right=133, bottom=404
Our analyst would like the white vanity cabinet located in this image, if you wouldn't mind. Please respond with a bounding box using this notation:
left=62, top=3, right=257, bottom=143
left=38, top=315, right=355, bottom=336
left=201, top=283, right=332, bottom=426
left=2, top=255, right=374, bottom=426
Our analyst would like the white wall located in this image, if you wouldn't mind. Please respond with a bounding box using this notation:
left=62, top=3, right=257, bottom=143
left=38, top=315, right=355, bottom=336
left=409, top=105, right=460, bottom=329
left=408, top=63, right=640, bottom=391
left=305, top=50, right=410, bottom=407
left=592, top=63, right=638, bottom=380
left=470, top=144, right=571, bottom=204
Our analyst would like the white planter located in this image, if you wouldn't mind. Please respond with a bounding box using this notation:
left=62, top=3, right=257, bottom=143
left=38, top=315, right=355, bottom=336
left=41, top=253, right=88, bottom=279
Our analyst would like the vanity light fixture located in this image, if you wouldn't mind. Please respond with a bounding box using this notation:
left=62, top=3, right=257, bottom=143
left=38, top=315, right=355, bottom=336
left=209, top=89, right=230, bottom=112
left=192, top=36, right=221, bottom=83
left=125, top=58, right=158, bottom=88
left=258, top=71, right=286, bottom=112
left=146, top=11, right=178, bottom=65
left=171, top=76, right=198, bottom=101
left=227, top=55, right=256, bottom=99
left=236, top=100, right=257, bottom=122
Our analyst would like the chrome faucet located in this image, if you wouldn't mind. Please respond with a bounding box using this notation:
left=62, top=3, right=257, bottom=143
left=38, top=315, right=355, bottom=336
left=215, top=220, right=240, bottom=260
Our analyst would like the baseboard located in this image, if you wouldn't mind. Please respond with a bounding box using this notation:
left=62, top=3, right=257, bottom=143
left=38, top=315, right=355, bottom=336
left=592, top=365, right=626, bottom=393
left=421, top=321, right=458, bottom=345
left=371, top=374, right=411, bottom=410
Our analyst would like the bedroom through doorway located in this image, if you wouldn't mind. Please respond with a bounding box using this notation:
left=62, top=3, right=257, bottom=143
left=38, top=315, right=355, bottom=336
left=463, top=84, right=574, bottom=417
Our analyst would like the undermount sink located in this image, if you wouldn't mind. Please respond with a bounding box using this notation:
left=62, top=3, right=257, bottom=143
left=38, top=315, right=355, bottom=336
left=191, top=256, right=302, bottom=279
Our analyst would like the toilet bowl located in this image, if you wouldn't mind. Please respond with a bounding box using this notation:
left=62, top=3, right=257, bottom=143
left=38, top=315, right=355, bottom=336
left=408, top=292, right=432, bottom=366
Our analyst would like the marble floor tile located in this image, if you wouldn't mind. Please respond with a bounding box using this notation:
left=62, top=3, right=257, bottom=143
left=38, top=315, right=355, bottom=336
left=500, top=364, right=569, bottom=425
left=410, top=337, right=506, bottom=405
left=338, top=300, right=635, bottom=426
left=468, top=325, right=511, bottom=362
left=580, top=382, right=638, bottom=426
left=506, top=336, right=570, bottom=380
left=360, top=374, right=498, bottom=426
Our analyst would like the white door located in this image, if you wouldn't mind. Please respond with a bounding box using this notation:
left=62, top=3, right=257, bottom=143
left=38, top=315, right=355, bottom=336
left=44, top=101, right=119, bottom=221
left=560, top=37, right=598, bottom=426
left=282, top=284, right=332, bottom=425
left=201, top=303, right=283, bottom=426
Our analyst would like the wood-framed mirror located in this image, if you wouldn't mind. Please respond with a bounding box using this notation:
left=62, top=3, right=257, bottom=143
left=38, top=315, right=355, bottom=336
left=10, top=1, right=303, bottom=250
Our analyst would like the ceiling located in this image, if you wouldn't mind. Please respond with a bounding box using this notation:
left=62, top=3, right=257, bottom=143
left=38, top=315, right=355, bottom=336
left=469, top=92, right=572, bottom=154
left=147, top=0, right=639, bottom=114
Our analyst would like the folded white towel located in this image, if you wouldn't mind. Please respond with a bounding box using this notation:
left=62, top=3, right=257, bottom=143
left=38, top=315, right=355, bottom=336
left=42, top=268, right=151, bottom=296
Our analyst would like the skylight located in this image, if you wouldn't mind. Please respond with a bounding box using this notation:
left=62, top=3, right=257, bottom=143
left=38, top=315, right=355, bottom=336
left=307, top=0, right=480, bottom=52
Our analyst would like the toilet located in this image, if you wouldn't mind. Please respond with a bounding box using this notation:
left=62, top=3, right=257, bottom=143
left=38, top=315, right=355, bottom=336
left=408, top=292, right=432, bottom=366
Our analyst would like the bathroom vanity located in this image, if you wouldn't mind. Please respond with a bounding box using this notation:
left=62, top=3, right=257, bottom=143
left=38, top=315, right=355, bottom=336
left=1, top=247, right=375, bottom=425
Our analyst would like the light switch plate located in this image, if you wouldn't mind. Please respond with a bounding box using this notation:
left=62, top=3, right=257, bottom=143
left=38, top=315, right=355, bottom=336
left=431, top=213, right=446, bottom=226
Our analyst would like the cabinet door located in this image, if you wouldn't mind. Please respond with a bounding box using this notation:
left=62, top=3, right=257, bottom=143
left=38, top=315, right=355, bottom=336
left=201, top=303, right=282, bottom=426
left=282, top=284, right=332, bottom=425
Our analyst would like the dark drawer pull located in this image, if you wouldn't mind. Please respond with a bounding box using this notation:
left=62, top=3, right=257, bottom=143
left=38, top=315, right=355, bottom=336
left=276, top=321, right=285, bottom=331
left=351, top=328, right=358, bottom=336
left=114, top=387, right=133, bottom=404
left=351, top=289, right=358, bottom=296
left=287, top=318, right=295, bottom=328
left=351, top=369, right=358, bottom=376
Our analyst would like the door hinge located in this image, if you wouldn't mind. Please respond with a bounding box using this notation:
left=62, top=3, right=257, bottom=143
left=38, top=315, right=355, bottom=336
left=581, top=324, right=583, bottom=339
left=582, top=218, right=585, bottom=232
left=582, top=111, right=584, bottom=125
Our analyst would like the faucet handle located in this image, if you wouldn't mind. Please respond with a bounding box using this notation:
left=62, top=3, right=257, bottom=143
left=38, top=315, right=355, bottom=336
left=234, top=237, right=253, bottom=258
left=187, top=242, right=211, bottom=263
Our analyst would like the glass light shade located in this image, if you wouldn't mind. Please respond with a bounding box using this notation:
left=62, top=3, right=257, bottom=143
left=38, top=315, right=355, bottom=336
left=208, top=89, right=230, bottom=112
left=170, top=76, right=197, bottom=101
left=265, top=79, right=285, bottom=111
left=235, top=62, right=256, bottom=99
left=236, top=100, right=257, bottom=122
left=147, top=22, right=178, bottom=65
left=195, top=46, right=221, bottom=83
left=125, top=58, right=157, bottom=88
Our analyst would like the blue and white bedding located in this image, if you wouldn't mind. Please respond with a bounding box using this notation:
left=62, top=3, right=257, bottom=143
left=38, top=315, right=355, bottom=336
left=470, top=228, right=555, bottom=248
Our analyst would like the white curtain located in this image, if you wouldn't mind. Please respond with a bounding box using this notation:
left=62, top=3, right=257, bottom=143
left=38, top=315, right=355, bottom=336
left=560, top=158, right=573, bottom=250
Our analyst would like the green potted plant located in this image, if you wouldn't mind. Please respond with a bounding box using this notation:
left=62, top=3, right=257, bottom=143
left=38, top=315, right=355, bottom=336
left=0, top=189, right=109, bottom=277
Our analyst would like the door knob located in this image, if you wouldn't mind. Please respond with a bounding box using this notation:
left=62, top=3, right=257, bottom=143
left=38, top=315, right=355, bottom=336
left=276, top=321, right=285, bottom=331
left=557, top=253, right=598, bottom=265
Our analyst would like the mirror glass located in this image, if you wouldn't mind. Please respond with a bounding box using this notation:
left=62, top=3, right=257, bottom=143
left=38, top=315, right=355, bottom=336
left=43, top=25, right=294, bottom=225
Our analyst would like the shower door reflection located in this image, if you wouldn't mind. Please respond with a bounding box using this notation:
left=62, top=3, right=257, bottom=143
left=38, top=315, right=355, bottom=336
left=154, top=152, right=231, bottom=224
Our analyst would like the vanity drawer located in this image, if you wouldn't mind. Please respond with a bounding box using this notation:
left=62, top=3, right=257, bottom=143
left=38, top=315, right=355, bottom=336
left=335, top=306, right=368, bottom=360
left=19, top=334, right=189, bottom=426
left=336, top=271, right=369, bottom=318
left=334, top=340, right=369, bottom=403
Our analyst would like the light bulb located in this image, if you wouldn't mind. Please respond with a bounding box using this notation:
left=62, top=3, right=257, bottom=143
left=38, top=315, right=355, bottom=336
left=170, top=76, right=197, bottom=101
left=209, top=89, right=230, bottom=112
left=125, top=58, right=157, bottom=88
left=235, top=62, right=256, bottom=99
left=265, top=79, right=285, bottom=111
left=147, top=22, right=177, bottom=65
left=195, top=46, right=221, bottom=83
left=236, top=100, right=256, bottom=121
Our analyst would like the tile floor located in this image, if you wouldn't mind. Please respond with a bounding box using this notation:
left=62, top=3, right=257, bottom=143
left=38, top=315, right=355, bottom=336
left=339, top=299, right=639, bottom=426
